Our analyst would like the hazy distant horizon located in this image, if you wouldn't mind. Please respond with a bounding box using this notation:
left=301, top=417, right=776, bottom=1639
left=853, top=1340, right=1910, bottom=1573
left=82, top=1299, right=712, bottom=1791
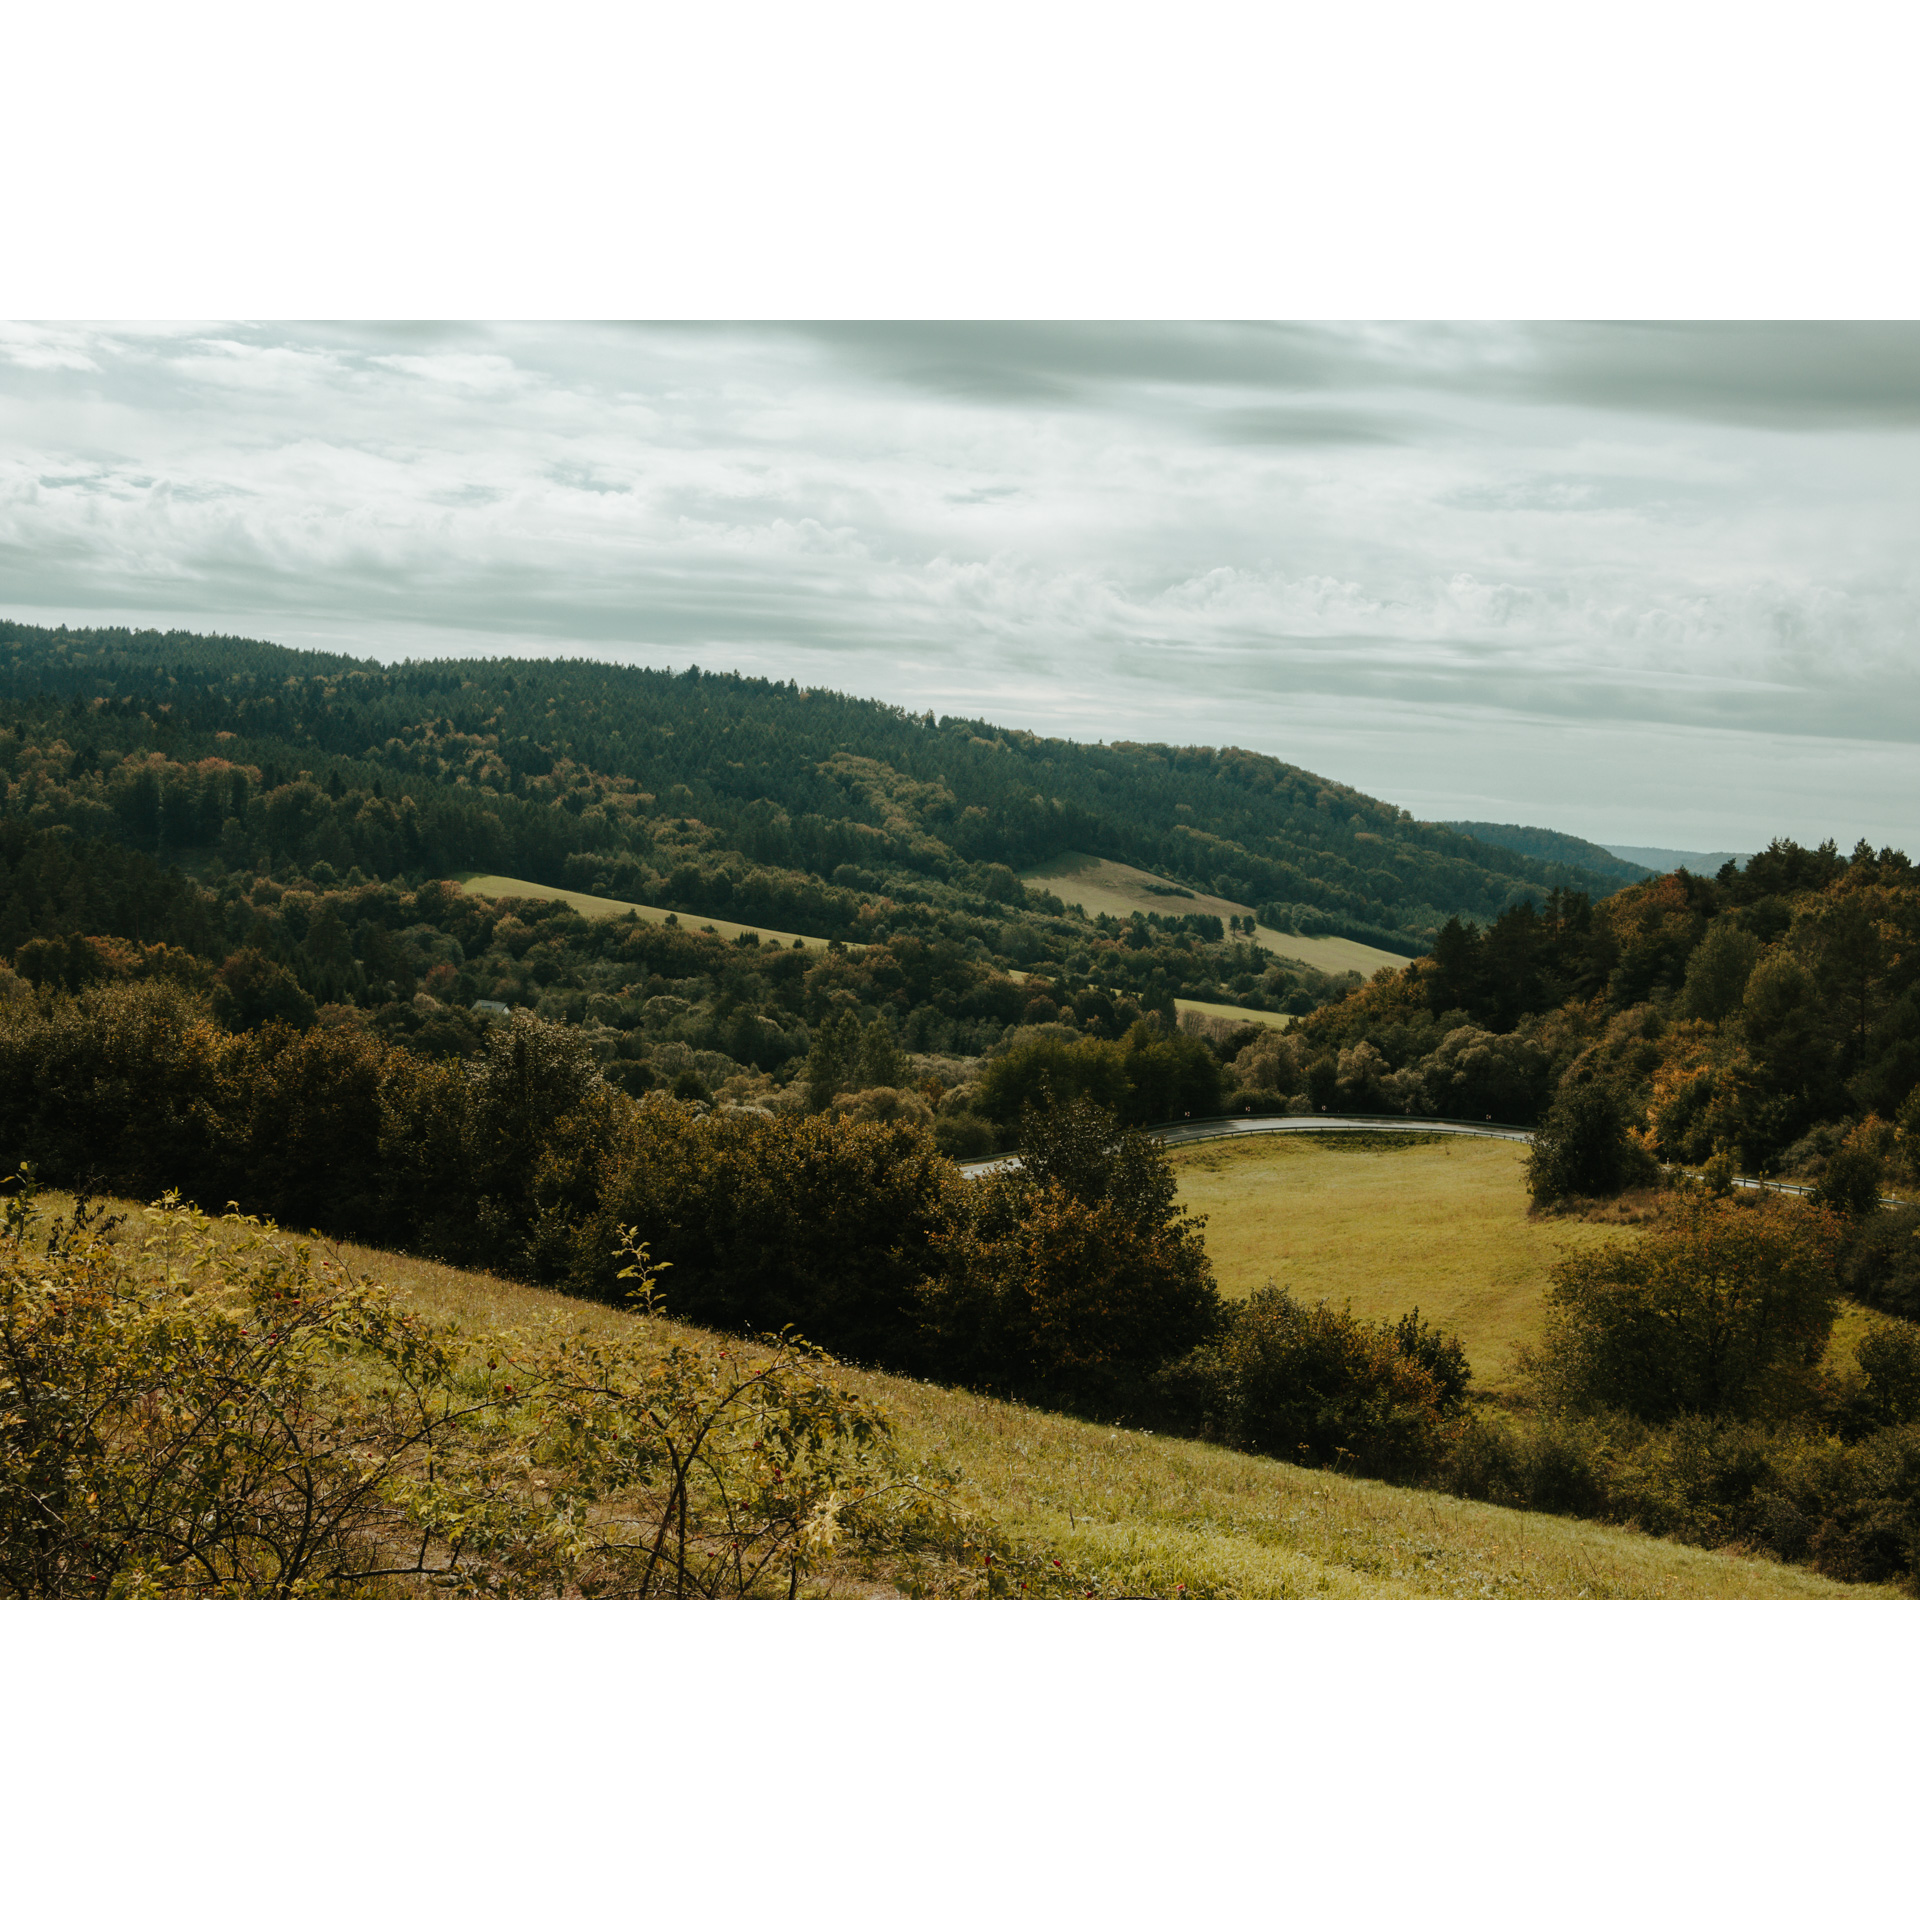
left=5, top=320, right=1919, bottom=854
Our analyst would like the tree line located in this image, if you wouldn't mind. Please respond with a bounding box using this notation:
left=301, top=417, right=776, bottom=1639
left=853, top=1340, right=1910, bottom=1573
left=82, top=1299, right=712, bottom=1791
left=1, top=619, right=1635, bottom=950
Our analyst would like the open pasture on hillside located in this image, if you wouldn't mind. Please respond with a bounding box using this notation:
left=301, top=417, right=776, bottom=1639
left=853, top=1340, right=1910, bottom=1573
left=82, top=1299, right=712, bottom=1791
left=1166, top=1133, right=1638, bottom=1384
left=19, top=1189, right=1889, bottom=1599
left=454, top=872, right=858, bottom=952
left=1175, top=997, right=1293, bottom=1031
left=1019, top=850, right=1407, bottom=976
left=1168, top=1132, right=1918, bottom=1395
left=326, top=1230, right=1882, bottom=1599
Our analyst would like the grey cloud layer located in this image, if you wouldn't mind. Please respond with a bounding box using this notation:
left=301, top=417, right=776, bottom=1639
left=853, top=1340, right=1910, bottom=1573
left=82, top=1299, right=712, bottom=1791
left=1, top=321, right=1917, bottom=849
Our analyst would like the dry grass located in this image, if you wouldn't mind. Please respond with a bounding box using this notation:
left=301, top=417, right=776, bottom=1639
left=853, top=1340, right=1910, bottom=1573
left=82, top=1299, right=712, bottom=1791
left=1019, top=850, right=1408, bottom=976
left=43, top=1189, right=1890, bottom=1598
left=1167, top=1132, right=1638, bottom=1384
left=1176, top=998, right=1293, bottom=1033
left=453, top=872, right=857, bottom=953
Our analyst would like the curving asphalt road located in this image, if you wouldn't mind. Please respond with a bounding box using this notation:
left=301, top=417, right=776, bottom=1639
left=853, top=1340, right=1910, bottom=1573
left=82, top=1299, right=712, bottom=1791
left=959, top=1110, right=1842, bottom=1201
left=959, top=1110, right=1535, bottom=1178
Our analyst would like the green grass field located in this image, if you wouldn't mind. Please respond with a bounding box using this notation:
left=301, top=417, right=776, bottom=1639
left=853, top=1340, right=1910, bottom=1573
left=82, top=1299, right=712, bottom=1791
left=55, top=1192, right=1865, bottom=1600
left=1167, top=1130, right=1912, bottom=1394
left=1166, top=1133, right=1642, bottom=1384
left=1020, top=850, right=1408, bottom=977
left=452, top=872, right=859, bottom=953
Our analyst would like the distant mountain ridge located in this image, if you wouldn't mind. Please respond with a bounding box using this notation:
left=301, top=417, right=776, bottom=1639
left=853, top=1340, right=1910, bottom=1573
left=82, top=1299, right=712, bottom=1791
left=0, top=619, right=1654, bottom=952
left=1602, top=844, right=1749, bottom=875
left=1440, top=821, right=1654, bottom=889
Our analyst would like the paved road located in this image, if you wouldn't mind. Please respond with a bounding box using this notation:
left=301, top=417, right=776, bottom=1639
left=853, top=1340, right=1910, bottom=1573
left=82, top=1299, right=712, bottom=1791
left=959, top=1109, right=1842, bottom=1201
left=959, top=1111, right=1535, bottom=1178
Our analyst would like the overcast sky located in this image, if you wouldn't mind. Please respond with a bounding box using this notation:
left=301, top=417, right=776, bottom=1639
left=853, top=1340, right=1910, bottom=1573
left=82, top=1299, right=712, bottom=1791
left=3, top=319, right=1918, bottom=855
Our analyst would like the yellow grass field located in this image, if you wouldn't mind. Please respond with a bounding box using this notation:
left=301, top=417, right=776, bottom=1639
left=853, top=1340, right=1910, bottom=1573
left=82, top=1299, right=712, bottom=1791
left=1175, top=997, right=1293, bottom=1031
left=453, top=872, right=859, bottom=953
left=1167, top=1131, right=1916, bottom=1395
left=1020, top=850, right=1408, bottom=977
left=1166, top=1133, right=1639, bottom=1383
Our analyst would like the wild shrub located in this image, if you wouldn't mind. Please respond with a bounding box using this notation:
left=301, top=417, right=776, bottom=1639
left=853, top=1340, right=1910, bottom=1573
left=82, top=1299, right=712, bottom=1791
left=209, top=1020, right=396, bottom=1240
left=0, top=1183, right=971, bottom=1599
left=921, top=1094, right=1219, bottom=1410
left=1525, top=1077, right=1659, bottom=1207
left=1168, top=1288, right=1452, bottom=1480
left=1390, top=1308, right=1472, bottom=1411
left=566, top=1103, right=963, bottom=1371
left=1601, top=1414, right=1813, bottom=1551
left=1795, top=1425, right=1920, bottom=1586
left=1838, top=1208, right=1920, bottom=1321
left=0, top=1185, right=473, bottom=1597
left=1532, top=1193, right=1842, bottom=1421
left=1812, top=1139, right=1883, bottom=1219
left=1833, top=1321, right=1920, bottom=1436
left=0, top=978, right=225, bottom=1200
left=1435, top=1412, right=1620, bottom=1520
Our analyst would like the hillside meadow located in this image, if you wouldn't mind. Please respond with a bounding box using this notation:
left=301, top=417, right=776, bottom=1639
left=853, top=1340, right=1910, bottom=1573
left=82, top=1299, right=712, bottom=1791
left=1168, top=1130, right=1912, bottom=1392
left=40, top=1190, right=1880, bottom=1600
left=1019, top=851, right=1409, bottom=976
left=1166, top=1133, right=1627, bottom=1385
left=454, top=871, right=858, bottom=952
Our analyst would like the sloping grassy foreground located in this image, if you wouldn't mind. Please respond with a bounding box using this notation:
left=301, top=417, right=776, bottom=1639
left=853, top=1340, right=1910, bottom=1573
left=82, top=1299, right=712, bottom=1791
left=301, top=1227, right=1881, bottom=1600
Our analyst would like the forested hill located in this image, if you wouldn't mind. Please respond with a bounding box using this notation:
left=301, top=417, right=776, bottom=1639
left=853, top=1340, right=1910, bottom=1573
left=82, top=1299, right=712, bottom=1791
left=1, top=621, right=1624, bottom=946
left=1441, top=820, right=1656, bottom=891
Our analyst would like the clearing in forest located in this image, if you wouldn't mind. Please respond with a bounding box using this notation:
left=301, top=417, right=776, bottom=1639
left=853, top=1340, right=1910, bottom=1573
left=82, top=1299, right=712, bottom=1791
left=1167, top=1132, right=1634, bottom=1384
left=452, top=872, right=857, bottom=952
left=1019, top=851, right=1407, bottom=977
left=1167, top=1131, right=1910, bottom=1389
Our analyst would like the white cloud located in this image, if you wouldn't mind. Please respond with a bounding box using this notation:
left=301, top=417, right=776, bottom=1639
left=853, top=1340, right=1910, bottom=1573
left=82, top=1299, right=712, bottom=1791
left=2, top=321, right=1918, bottom=849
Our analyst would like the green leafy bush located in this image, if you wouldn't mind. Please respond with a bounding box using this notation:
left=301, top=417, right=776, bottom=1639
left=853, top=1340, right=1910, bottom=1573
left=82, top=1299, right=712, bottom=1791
left=1165, top=1288, right=1453, bottom=1480
left=0, top=978, right=224, bottom=1200
left=973, top=1018, right=1223, bottom=1138
left=1532, top=1193, right=1842, bottom=1421
left=1391, top=1308, right=1472, bottom=1411
left=1812, top=1141, right=1883, bottom=1219
left=921, top=1096, right=1220, bottom=1411
left=563, top=1103, right=963, bottom=1371
left=1839, top=1208, right=1920, bottom=1321
left=1525, top=1077, right=1659, bottom=1207
left=0, top=1184, right=971, bottom=1599
left=1435, top=1412, right=1618, bottom=1520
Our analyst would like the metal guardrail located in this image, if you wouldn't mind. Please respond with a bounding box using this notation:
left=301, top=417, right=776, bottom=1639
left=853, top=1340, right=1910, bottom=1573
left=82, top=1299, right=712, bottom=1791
left=959, top=1111, right=1895, bottom=1202
left=958, top=1110, right=1535, bottom=1178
